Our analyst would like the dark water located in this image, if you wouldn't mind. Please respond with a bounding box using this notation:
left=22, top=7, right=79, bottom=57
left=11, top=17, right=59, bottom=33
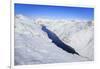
left=42, top=25, right=79, bottom=55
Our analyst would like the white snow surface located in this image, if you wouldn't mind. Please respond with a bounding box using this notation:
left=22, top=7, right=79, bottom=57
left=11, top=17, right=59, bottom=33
left=14, top=15, right=94, bottom=65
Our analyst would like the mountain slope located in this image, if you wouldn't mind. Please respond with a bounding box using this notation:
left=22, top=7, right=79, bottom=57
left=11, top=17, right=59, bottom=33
left=14, top=15, right=93, bottom=65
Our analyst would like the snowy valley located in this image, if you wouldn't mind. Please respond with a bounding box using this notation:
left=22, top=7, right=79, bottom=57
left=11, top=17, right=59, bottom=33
left=14, top=15, right=94, bottom=65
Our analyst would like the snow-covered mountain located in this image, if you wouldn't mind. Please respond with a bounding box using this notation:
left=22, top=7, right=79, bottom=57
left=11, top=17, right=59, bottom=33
left=35, top=17, right=94, bottom=59
left=14, top=14, right=94, bottom=65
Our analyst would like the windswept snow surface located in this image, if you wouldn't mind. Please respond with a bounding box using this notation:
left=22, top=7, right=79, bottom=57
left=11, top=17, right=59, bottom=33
left=14, top=15, right=94, bottom=65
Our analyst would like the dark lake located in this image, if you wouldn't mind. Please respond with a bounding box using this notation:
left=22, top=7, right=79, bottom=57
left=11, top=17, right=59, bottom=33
left=41, top=25, right=79, bottom=55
